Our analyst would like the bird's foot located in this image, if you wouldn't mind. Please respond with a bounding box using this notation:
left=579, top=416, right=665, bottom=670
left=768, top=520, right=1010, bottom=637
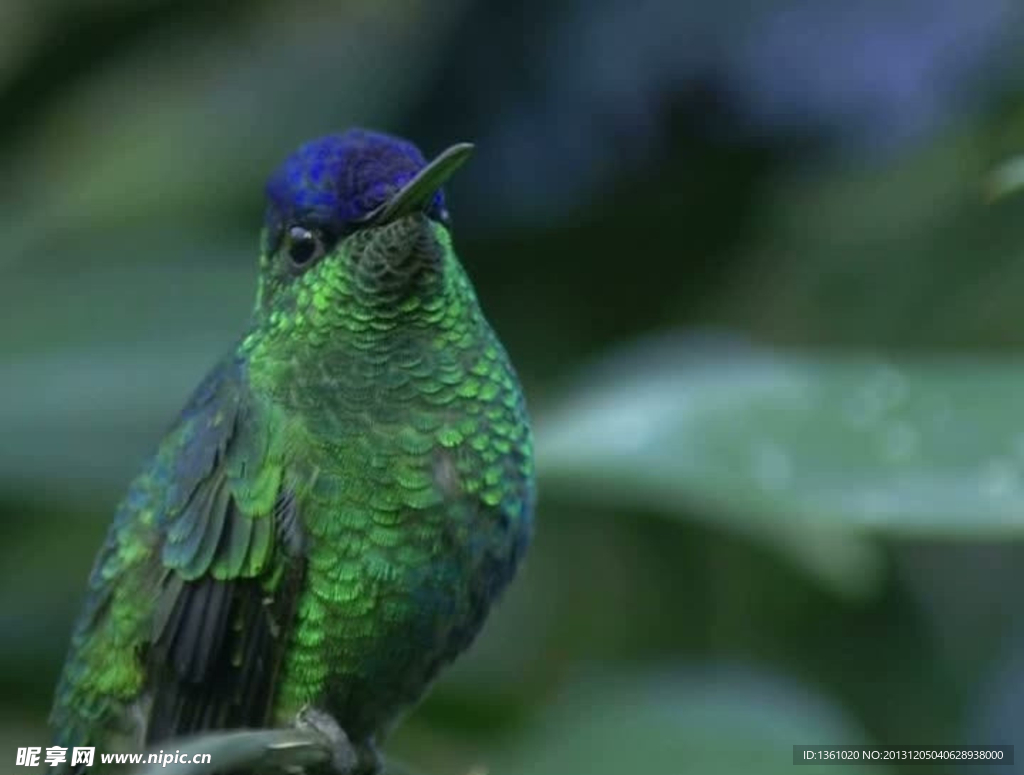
left=293, top=707, right=380, bottom=775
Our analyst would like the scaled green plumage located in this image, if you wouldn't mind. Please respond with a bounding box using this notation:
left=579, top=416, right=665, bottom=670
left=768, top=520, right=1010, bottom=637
left=49, top=131, right=535, bottom=774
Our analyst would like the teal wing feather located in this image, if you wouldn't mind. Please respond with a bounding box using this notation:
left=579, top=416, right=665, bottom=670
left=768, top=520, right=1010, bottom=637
left=49, top=355, right=305, bottom=769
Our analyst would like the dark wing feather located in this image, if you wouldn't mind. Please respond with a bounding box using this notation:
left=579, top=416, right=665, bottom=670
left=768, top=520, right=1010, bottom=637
left=49, top=355, right=306, bottom=774
left=147, top=553, right=303, bottom=737
left=144, top=357, right=305, bottom=741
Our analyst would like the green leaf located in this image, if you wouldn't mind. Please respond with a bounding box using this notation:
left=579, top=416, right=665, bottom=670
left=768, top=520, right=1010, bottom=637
left=536, top=335, right=1024, bottom=594
left=492, top=666, right=888, bottom=775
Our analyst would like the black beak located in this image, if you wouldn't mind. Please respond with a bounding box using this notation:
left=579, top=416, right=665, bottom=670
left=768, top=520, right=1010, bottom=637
left=363, top=143, right=474, bottom=225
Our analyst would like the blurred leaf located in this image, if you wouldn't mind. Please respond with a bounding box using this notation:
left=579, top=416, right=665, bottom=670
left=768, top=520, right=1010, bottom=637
left=0, top=343, right=228, bottom=498
left=985, top=155, right=1024, bottom=200
left=0, top=230, right=252, bottom=499
left=537, top=333, right=1024, bottom=595
left=492, top=665, right=887, bottom=775
left=536, top=335, right=881, bottom=598
left=717, top=133, right=1024, bottom=349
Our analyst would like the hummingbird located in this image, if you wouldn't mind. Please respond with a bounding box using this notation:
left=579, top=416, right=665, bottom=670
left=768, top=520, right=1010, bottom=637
left=48, top=129, right=535, bottom=774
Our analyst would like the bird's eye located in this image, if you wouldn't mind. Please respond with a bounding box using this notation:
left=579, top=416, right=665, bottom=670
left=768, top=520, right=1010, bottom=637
left=285, top=226, right=325, bottom=268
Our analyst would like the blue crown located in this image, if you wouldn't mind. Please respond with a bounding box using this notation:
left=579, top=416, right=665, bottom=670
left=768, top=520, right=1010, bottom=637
left=265, top=129, right=448, bottom=235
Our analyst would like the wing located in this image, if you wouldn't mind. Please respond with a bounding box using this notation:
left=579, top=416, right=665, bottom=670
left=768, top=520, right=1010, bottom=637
left=50, top=355, right=305, bottom=766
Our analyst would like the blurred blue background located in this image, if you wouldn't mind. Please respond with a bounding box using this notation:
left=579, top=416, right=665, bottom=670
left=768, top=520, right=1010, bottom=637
left=5, top=1, right=1024, bottom=773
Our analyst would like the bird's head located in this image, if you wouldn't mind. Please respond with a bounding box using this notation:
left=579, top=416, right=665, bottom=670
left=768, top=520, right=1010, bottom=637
left=251, top=129, right=474, bottom=341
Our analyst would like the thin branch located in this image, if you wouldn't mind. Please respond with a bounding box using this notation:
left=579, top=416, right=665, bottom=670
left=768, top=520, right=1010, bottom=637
left=133, top=727, right=332, bottom=775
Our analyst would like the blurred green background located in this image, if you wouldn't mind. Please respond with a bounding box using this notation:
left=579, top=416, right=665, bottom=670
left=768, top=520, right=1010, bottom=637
left=6, top=1, right=1024, bottom=773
